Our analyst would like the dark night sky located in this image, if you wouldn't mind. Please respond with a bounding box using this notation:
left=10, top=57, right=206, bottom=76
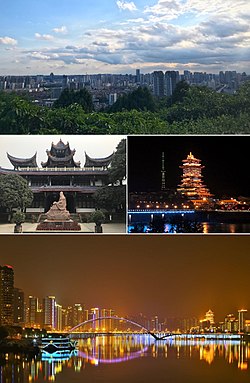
left=128, top=136, right=250, bottom=197
left=1, top=235, right=250, bottom=322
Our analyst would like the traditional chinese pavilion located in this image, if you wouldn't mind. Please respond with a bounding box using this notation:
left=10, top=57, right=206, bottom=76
left=177, top=152, right=212, bottom=201
left=0, top=140, right=113, bottom=215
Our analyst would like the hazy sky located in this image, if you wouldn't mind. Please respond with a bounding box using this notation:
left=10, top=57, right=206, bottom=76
left=0, top=135, right=125, bottom=168
left=1, top=235, right=250, bottom=322
left=0, top=0, right=249, bottom=75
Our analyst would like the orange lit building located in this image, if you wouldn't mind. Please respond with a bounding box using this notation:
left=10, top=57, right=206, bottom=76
left=178, top=152, right=212, bottom=203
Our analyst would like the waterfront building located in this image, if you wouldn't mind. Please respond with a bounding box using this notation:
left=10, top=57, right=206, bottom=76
left=43, top=296, right=56, bottom=331
left=205, top=309, right=215, bottom=325
left=13, top=287, right=25, bottom=325
left=0, top=265, right=14, bottom=326
left=28, top=296, right=39, bottom=327
left=73, top=303, right=84, bottom=328
left=238, top=309, right=247, bottom=332
left=178, top=152, right=212, bottom=202
left=224, top=314, right=238, bottom=333
left=0, top=139, right=113, bottom=218
left=55, top=303, right=63, bottom=331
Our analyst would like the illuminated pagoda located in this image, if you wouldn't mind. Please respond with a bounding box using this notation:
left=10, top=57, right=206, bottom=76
left=178, top=152, right=212, bottom=201
left=0, top=140, right=113, bottom=217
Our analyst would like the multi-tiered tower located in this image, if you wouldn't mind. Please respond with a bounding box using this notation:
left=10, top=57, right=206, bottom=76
left=178, top=152, right=212, bottom=200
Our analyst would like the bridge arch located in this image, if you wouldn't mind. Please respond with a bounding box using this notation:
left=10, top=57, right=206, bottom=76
left=70, top=316, right=150, bottom=334
left=69, top=316, right=171, bottom=340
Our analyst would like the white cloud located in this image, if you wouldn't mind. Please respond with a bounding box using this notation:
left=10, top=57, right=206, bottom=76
left=144, top=0, right=182, bottom=20
left=29, top=51, right=51, bottom=60
left=53, top=26, right=68, bottom=34
left=0, top=36, right=17, bottom=45
left=117, top=1, right=137, bottom=11
left=35, top=33, right=54, bottom=41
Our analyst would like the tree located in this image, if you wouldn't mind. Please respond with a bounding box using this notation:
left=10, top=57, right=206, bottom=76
left=93, top=185, right=125, bottom=212
left=0, top=174, right=33, bottom=220
left=109, top=139, right=126, bottom=185
left=109, top=87, right=156, bottom=112
left=170, top=80, right=190, bottom=105
left=53, top=88, right=94, bottom=112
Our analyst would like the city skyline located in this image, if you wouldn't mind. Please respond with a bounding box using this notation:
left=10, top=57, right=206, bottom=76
left=1, top=235, right=250, bottom=321
left=1, top=0, right=250, bottom=75
left=128, top=136, right=250, bottom=197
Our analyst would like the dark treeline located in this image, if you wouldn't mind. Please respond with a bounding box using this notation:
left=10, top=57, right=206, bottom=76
left=0, top=81, right=249, bottom=134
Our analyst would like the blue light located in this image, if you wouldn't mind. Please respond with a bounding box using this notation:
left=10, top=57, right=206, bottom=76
left=128, top=210, right=195, bottom=214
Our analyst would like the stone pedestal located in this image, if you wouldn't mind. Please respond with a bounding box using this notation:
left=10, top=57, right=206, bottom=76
left=36, top=192, right=81, bottom=231
left=36, top=219, right=81, bottom=231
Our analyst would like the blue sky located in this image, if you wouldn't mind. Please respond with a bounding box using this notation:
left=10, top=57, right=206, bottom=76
left=0, top=0, right=249, bottom=74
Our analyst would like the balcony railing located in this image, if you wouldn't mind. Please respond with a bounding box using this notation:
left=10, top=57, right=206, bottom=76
left=17, top=166, right=107, bottom=172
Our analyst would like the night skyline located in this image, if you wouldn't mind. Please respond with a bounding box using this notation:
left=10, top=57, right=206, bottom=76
left=1, top=235, right=250, bottom=321
left=128, top=136, right=250, bottom=197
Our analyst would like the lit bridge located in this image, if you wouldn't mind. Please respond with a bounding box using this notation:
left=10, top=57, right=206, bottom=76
left=69, top=316, right=172, bottom=341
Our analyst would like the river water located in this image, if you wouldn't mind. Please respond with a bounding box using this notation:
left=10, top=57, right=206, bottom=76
left=128, top=223, right=250, bottom=233
left=1, top=335, right=250, bottom=382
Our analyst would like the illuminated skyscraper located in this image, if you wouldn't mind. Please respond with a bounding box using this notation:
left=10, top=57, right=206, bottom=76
left=28, top=295, right=38, bottom=327
left=0, top=265, right=14, bottom=326
left=161, top=152, right=166, bottom=191
left=205, top=309, right=215, bottom=325
left=238, top=309, right=247, bottom=332
left=43, top=296, right=56, bottom=330
left=13, top=287, right=25, bottom=325
left=178, top=152, right=212, bottom=200
left=55, top=303, right=63, bottom=331
left=73, top=303, right=84, bottom=327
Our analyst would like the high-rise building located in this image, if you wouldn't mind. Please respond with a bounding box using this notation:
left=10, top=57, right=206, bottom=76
left=13, top=288, right=25, bottom=325
left=136, top=69, right=141, bottom=84
left=178, top=152, right=212, bottom=200
left=205, top=309, right=215, bottom=325
left=161, top=152, right=166, bottom=191
left=152, top=71, right=165, bottom=97
left=28, top=295, right=39, bottom=327
left=224, top=314, right=237, bottom=332
left=73, top=303, right=84, bottom=328
left=55, top=303, right=63, bottom=331
left=0, top=265, right=14, bottom=326
left=90, top=307, right=100, bottom=330
left=165, top=71, right=180, bottom=96
left=43, top=296, right=56, bottom=330
left=238, top=309, right=247, bottom=332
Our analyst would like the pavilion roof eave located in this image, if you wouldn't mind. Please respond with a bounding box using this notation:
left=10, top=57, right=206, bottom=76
left=7, top=152, right=38, bottom=168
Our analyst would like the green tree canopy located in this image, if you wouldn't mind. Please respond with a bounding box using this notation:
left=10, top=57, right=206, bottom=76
left=53, top=88, right=94, bottom=112
left=109, top=139, right=126, bottom=185
left=0, top=174, right=33, bottom=213
left=109, top=86, right=156, bottom=112
left=93, top=185, right=125, bottom=212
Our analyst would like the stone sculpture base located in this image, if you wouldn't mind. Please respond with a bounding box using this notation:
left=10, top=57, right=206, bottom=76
left=36, top=220, right=81, bottom=231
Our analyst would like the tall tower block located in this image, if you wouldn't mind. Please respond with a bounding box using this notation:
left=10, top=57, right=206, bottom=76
left=161, top=152, right=166, bottom=191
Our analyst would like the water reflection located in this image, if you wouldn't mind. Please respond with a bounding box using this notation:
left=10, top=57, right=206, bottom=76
left=1, top=336, right=250, bottom=382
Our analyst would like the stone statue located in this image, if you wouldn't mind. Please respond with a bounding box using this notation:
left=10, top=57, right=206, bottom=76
left=45, top=192, right=71, bottom=221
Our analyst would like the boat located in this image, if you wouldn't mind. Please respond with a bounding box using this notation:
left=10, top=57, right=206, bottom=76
left=39, top=333, right=77, bottom=355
